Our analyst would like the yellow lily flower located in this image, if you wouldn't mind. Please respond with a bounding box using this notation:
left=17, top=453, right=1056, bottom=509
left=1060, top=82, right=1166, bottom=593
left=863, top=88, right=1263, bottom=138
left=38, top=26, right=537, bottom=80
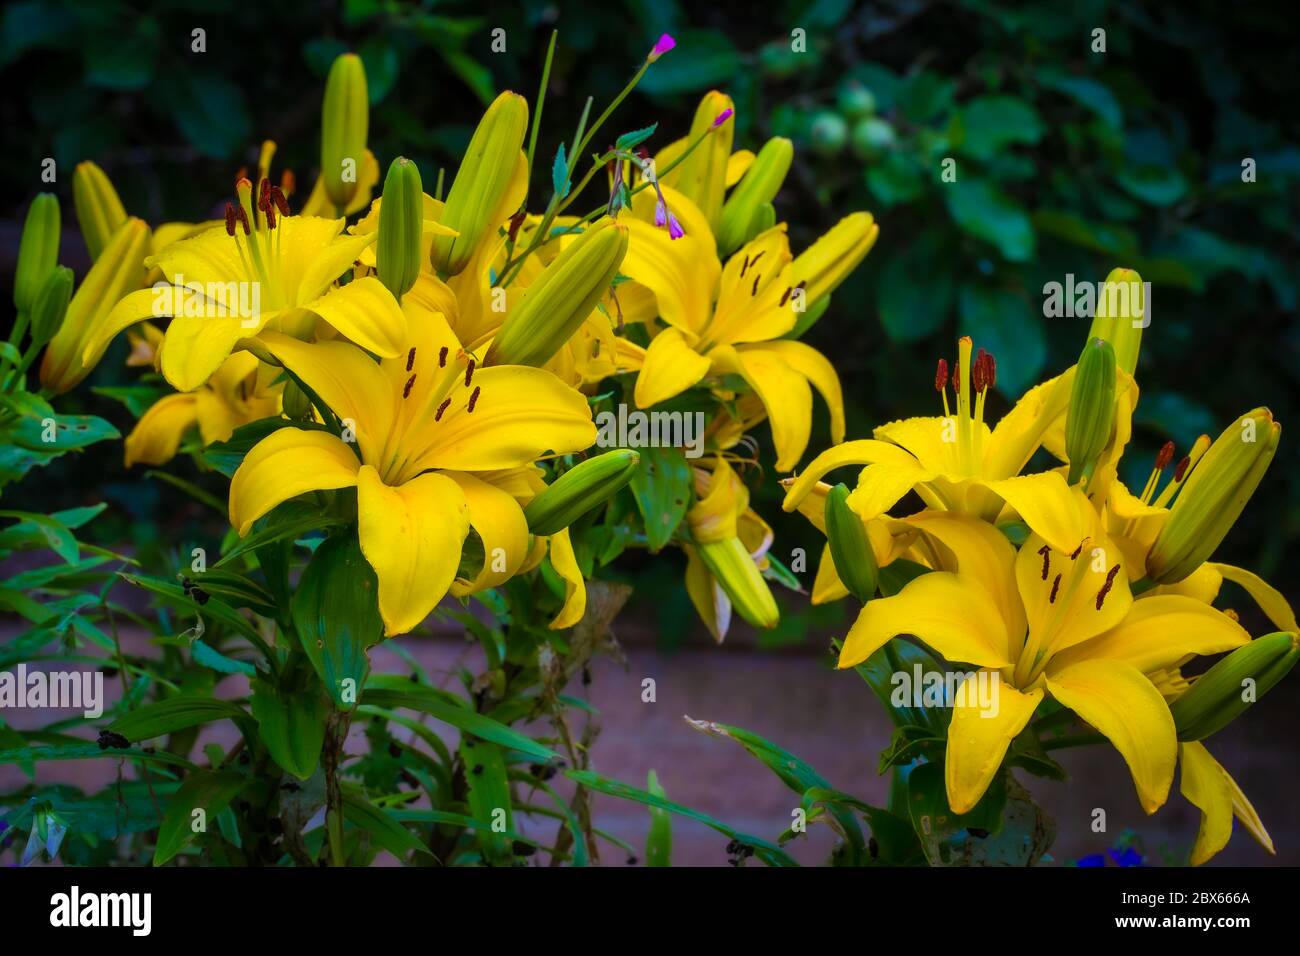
left=124, top=351, right=281, bottom=467
left=227, top=299, right=595, bottom=636
left=783, top=337, right=1097, bottom=553
left=619, top=186, right=876, bottom=470
left=682, top=457, right=778, bottom=641
left=835, top=489, right=1250, bottom=815
left=84, top=176, right=406, bottom=393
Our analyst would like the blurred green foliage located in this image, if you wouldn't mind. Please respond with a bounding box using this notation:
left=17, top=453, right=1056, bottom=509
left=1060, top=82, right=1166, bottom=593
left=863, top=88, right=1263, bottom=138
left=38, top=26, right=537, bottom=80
left=2, top=0, right=1295, bottom=640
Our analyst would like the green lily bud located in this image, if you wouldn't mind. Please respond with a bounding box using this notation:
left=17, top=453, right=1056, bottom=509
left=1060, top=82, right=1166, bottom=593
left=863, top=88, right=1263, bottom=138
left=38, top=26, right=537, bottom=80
left=1065, top=337, right=1117, bottom=485
left=485, top=217, right=628, bottom=368
left=696, top=537, right=779, bottom=630
left=1171, top=632, right=1299, bottom=741
left=14, top=193, right=60, bottom=314
left=524, top=449, right=641, bottom=535
left=320, top=53, right=369, bottom=211
left=1147, top=408, right=1280, bottom=584
left=717, top=137, right=793, bottom=255
left=430, top=91, right=529, bottom=276
left=73, top=161, right=128, bottom=262
left=377, top=157, right=423, bottom=300
left=825, top=483, right=878, bottom=602
left=28, top=265, right=74, bottom=351
left=1087, top=267, right=1145, bottom=375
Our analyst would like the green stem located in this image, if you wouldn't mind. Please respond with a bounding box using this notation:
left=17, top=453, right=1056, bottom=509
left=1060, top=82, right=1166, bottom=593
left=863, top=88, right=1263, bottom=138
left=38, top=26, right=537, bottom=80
left=524, top=30, right=558, bottom=186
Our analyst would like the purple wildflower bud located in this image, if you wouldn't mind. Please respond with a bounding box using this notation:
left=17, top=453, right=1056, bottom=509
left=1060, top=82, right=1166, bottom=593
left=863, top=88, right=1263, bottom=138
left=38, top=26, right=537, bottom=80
left=654, top=197, right=667, bottom=227
left=712, top=108, right=734, bottom=128
left=667, top=211, right=685, bottom=239
left=649, top=34, right=676, bottom=62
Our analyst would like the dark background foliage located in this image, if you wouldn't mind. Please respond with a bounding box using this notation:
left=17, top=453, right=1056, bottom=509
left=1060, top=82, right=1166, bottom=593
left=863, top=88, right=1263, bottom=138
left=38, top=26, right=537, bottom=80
left=2, top=0, right=1296, bottom=646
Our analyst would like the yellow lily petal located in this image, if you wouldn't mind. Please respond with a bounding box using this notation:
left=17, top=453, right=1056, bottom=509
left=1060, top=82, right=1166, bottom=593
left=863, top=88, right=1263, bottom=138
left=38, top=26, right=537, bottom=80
left=667, top=90, right=734, bottom=229
left=905, top=511, right=1026, bottom=641
left=981, top=471, right=1086, bottom=555
left=725, top=149, right=755, bottom=187
left=790, top=212, right=879, bottom=304
left=707, top=226, right=796, bottom=345
left=229, top=428, right=360, bottom=536
left=874, top=415, right=963, bottom=473
left=443, top=470, right=530, bottom=595
left=1045, top=659, right=1176, bottom=814
left=1054, top=595, right=1250, bottom=674
left=633, top=326, right=712, bottom=409
left=254, top=331, right=393, bottom=468
left=160, top=308, right=277, bottom=393
left=846, top=462, right=933, bottom=521
left=300, top=275, right=406, bottom=359
left=124, top=394, right=198, bottom=467
left=945, top=675, right=1042, bottom=814
left=1225, top=760, right=1274, bottom=855
left=781, top=439, right=920, bottom=511
left=1178, top=741, right=1234, bottom=866
left=148, top=222, right=250, bottom=290
left=547, top=527, right=587, bottom=630
left=838, top=571, right=1012, bottom=670
left=811, top=544, right=851, bottom=604
left=356, top=465, right=469, bottom=636
left=684, top=543, right=731, bottom=642
left=1146, top=562, right=1222, bottom=604
left=620, top=217, right=718, bottom=335
left=737, top=339, right=844, bottom=443
left=983, top=370, right=1072, bottom=479
left=1209, top=562, right=1298, bottom=634
left=407, top=365, right=595, bottom=474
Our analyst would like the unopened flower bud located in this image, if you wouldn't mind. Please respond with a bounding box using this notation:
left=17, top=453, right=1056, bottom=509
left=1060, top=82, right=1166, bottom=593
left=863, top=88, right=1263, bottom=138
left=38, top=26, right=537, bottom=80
left=825, top=483, right=878, bottom=602
left=377, top=157, right=424, bottom=300
left=696, top=537, right=779, bottom=630
left=525, top=449, right=641, bottom=535
left=718, top=137, right=792, bottom=255
left=14, top=193, right=60, bottom=315
left=320, top=53, right=369, bottom=211
left=1087, top=267, right=1145, bottom=375
left=1147, top=408, right=1281, bottom=583
left=1065, top=337, right=1117, bottom=485
left=486, top=217, right=628, bottom=368
left=1171, top=632, right=1299, bottom=741
left=73, top=161, right=128, bottom=262
left=430, top=91, right=529, bottom=276
left=29, top=265, right=74, bottom=351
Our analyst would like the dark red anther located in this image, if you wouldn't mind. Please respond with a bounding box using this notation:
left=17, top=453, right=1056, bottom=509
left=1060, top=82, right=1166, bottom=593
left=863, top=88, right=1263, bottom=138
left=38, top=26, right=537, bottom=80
left=402, top=374, right=416, bottom=398
left=935, top=358, right=948, bottom=393
left=951, top=361, right=960, bottom=393
left=1037, top=544, right=1051, bottom=581
left=971, top=353, right=986, bottom=393
left=224, top=202, right=237, bottom=237
left=270, top=185, right=290, bottom=217
left=984, top=353, right=996, bottom=390
left=467, top=386, right=481, bottom=413
left=1049, top=573, right=1062, bottom=605
left=507, top=209, right=527, bottom=244
left=264, top=202, right=277, bottom=229
left=1155, top=440, right=1175, bottom=471
left=406, top=348, right=416, bottom=372
left=438, top=346, right=448, bottom=368
left=435, top=397, right=451, bottom=421
left=1174, top=456, right=1191, bottom=482
left=1096, top=564, right=1121, bottom=610
left=258, top=177, right=271, bottom=211
left=234, top=204, right=251, bottom=236
left=464, top=358, right=475, bottom=387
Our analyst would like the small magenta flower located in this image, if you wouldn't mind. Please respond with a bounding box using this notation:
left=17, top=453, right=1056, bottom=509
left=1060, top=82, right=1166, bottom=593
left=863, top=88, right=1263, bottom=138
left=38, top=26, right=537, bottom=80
left=648, top=34, right=676, bottom=62
left=713, top=108, right=734, bottom=128
left=640, top=153, right=685, bottom=240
